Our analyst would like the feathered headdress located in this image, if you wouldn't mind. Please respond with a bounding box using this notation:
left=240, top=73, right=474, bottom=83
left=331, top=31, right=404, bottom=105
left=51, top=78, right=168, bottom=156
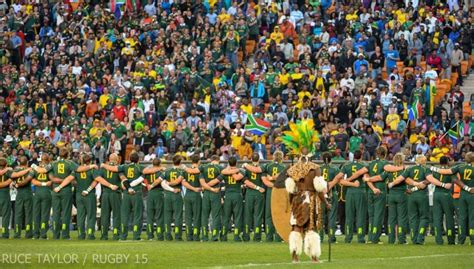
left=281, top=120, right=320, bottom=155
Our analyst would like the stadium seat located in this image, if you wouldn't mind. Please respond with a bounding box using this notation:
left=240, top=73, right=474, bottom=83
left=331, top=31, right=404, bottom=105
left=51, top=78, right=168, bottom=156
left=238, top=51, right=244, bottom=63
left=435, top=84, right=448, bottom=104
left=439, top=79, right=452, bottom=91
left=461, top=61, right=468, bottom=75
left=246, top=40, right=256, bottom=55
left=396, top=61, right=404, bottom=73
left=463, top=101, right=472, bottom=118
left=450, top=73, right=459, bottom=85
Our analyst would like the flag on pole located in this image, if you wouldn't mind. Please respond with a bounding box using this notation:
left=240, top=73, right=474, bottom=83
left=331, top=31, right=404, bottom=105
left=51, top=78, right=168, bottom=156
left=447, top=129, right=458, bottom=146
left=408, top=99, right=422, bottom=121
left=111, top=0, right=126, bottom=19
left=245, top=114, right=270, bottom=136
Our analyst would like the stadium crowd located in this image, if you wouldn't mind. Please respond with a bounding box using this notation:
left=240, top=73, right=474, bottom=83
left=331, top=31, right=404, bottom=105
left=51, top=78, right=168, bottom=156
left=0, top=0, right=473, bottom=165
left=0, top=0, right=473, bottom=244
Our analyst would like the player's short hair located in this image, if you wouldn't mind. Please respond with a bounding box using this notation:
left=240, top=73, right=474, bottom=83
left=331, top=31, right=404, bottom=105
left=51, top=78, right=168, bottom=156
left=19, top=156, right=28, bottom=166
left=59, top=148, right=69, bottom=158
left=153, top=158, right=161, bottom=166
left=82, top=154, right=92, bottom=164
left=415, top=155, right=427, bottom=165
left=393, top=153, right=404, bottom=166
left=172, top=155, right=182, bottom=165
left=109, top=153, right=119, bottom=163
left=0, top=158, right=6, bottom=168
left=211, top=155, right=220, bottom=162
left=273, top=151, right=283, bottom=162
left=440, top=156, right=449, bottom=165
left=252, top=153, right=259, bottom=162
left=129, top=152, right=139, bottom=163
left=322, top=151, right=332, bottom=164
left=376, top=147, right=387, bottom=159
left=228, top=156, right=237, bottom=167
left=353, top=150, right=362, bottom=160
left=41, top=153, right=50, bottom=163
left=191, top=154, right=200, bottom=164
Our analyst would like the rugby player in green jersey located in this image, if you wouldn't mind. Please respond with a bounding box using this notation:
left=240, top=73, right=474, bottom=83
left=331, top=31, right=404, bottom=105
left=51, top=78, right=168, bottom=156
left=365, top=147, right=389, bottom=243
left=391, top=155, right=430, bottom=244
left=30, top=153, right=53, bottom=239
left=161, top=155, right=185, bottom=241
left=335, top=150, right=368, bottom=243
left=425, top=156, right=455, bottom=245
left=241, top=153, right=266, bottom=242
left=199, top=155, right=222, bottom=241
left=262, top=151, right=285, bottom=242
left=365, top=153, right=407, bottom=244
left=73, top=154, right=99, bottom=240
left=0, top=158, right=32, bottom=239
left=431, top=152, right=474, bottom=245
left=182, top=155, right=203, bottom=241
left=142, top=158, right=166, bottom=241
left=10, top=156, right=33, bottom=239
left=94, top=153, right=121, bottom=240
left=220, top=156, right=245, bottom=242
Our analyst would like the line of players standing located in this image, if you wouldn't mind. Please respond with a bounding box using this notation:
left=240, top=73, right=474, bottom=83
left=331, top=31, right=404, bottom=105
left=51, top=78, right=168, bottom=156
left=1, top=147, right=473, bottom=245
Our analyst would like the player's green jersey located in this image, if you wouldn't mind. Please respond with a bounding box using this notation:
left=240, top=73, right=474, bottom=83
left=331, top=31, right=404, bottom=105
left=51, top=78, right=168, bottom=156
left=430, top=166, right=453, bottom=193
left=382, top=170, right=405, bottom=193
left=162, top=167, right=184, bottom=191
left=0, top=170, right=12, bottom=194
left=73, top=169, right=96, bottom=193
left=30, top=168, right=50, bottom=195
left=97, top=167, right=121, bottom=193
left=402, top=165, right=428, bottom=194
left=145, top=170, right=163, bottom=192
left=50, top=159, right=79, bottom=190
left=14, top=167, right=31, bottom=194
left=200, top=164, right=221, bottom=193
left=185, top=170, right=201, bottom=188
left=200, top=164, right=222, bottom=182
left=221, top=168, right=244, bottom=193
left=245, top=164, right=264, bottom=193
left=341, top=161, right=366, bottom=193
left=368, top=159, right=388, bottom=189
left=264, top=162, right=286, bottom=178
left=321, top=164, right=339, bottom=195
left=118, top=163, right=145, bottom=192
left=451, top=163, right=474, bottom=188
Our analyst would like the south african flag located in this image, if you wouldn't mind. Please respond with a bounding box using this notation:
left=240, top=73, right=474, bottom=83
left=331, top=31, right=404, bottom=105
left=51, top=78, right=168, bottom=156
left=245, top=114, right=270, bottom=136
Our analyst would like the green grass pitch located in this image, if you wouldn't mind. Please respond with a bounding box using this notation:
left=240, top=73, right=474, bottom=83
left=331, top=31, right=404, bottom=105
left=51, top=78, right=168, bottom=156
left=0, top=234, right=472, bottom=268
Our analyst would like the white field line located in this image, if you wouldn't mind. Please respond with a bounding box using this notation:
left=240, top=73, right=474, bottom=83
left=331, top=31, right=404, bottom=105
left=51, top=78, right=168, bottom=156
left=204, top=253, right=471, bottom=268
